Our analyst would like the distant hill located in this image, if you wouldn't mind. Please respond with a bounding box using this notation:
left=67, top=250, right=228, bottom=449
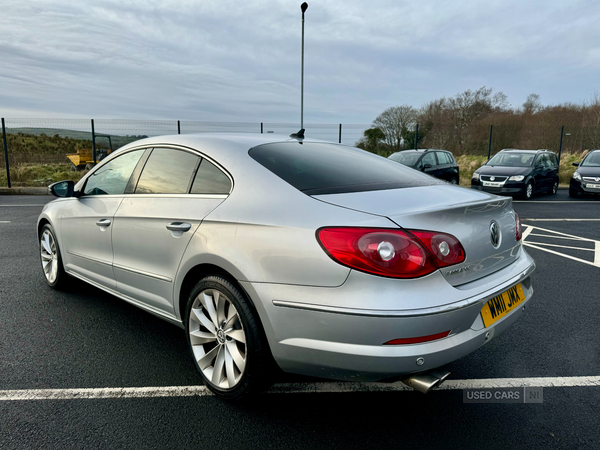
left=6, top=128, right=147, bottom=149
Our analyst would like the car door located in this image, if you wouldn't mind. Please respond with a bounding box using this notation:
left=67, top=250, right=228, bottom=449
left=435, top=151, right=452, bottom=182
left=533, top=154, right=550, bottom=191
left=420, top=152, right=439, bottom=179
left=60, top=149, right=146, bottom=289
left=111, top=147, right=232, bottom=315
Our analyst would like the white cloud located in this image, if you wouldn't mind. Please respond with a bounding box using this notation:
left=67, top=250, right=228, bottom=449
left=0, top=0, right=599, bottom=124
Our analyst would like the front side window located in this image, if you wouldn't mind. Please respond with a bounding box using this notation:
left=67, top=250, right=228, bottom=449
left=83, top=149, right=145, bottom=196
left=421, top=152, right=437, bottom=167
left=135, top=148, right=200, bottom=194
left=190, top=159, right=232, bottom=194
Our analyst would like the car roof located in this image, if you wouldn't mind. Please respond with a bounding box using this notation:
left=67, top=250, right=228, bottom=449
left=393, top=148, right=451, bottom=154
left=499, top=149, right=554, bottom=154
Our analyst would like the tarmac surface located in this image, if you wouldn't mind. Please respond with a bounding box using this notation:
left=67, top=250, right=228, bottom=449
left=0, top=189, right=599, bottom=449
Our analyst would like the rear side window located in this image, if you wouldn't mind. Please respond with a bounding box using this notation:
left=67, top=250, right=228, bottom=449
left=249, top=142, right=442, bottom=195
left=135, top=148, right=199, bottom=194
left=84, top=149, right=145, bottom=196
left=190, top=159, right=232, bottom=194
left=437, top=152, right=452, bottom=164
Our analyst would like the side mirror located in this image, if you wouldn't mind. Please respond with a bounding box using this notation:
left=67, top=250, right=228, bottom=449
left=49, top=180, right=75, bottom=198
left=422, top=163, right=433, bottom=171
left=572, top=162, right=579, bottom=167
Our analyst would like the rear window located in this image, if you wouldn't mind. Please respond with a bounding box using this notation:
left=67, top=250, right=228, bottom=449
left=249, top=142, right=442, bottom=195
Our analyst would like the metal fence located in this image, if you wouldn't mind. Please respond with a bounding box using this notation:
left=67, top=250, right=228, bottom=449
left=1, top=118, right=598, bottom=187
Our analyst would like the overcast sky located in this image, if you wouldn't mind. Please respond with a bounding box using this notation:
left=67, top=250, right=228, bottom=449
left=1, top=0, right=599, bottom=125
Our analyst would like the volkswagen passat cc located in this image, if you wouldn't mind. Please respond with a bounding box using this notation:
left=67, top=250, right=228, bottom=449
left=38, top=134, right=535, bottom=399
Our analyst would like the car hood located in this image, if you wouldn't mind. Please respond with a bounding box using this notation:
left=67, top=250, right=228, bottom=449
left=577, top=166, right=600, bottom=178
left=313, top=185, right=521, bottom=287
left=476, top=165, right=531, bottom=177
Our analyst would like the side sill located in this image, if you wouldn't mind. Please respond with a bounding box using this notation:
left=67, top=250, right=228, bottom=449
left=66, top=270, right=184, bottom=329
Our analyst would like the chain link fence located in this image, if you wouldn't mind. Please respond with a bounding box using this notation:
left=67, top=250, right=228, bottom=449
left=1, top=118, right=598, bottom=187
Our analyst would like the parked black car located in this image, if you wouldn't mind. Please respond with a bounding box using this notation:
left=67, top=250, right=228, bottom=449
left=471, top=149, right=559, bottom=200
left=388, top=149, right=460, bottom=184
left=570, top=149, right=600, bottom=197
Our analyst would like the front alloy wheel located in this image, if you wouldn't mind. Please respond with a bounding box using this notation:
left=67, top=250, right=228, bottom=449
left=40, top=224, right=66, bottom=288
left=524, top=182, right=534, bottom=200
left=186, top=276, right=273, bottom=400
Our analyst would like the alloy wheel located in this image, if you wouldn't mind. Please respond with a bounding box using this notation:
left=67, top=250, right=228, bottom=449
left=40, top=229, right=59, bottom=284
left=188, top=289, right=247, bottom=389
left=526, top=183, right=533, bottom=199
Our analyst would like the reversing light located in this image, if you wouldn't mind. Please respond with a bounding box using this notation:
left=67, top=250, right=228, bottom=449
left=377, top=241, right=395, bottom=261
left=384, top=330, right=451, bottom=345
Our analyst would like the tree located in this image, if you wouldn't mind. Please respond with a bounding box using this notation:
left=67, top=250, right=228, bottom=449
left=372, top=105, right=417, bottom=152
left=522, top=94, right=542, bottom=114
left=355, top=127, right=386, bottom=154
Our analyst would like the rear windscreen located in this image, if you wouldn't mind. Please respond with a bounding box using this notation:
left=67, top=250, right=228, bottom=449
left=249, top=142, right=443, bottom=195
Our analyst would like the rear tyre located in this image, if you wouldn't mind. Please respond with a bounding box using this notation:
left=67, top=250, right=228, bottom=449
left=569, top=188, right=578, bottom=198
left=39, top=224, right=67, bottom=289
left=449, top=177, right=458, bottom=185
left=522, top=181, right=534, bottom=200
left=549, top=181, right=558, bottom=195
left=185, top=275, right=274, bottom=400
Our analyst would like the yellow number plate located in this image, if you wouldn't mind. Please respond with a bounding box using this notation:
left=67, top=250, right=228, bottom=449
left=480, top=283, right=526, bottom=328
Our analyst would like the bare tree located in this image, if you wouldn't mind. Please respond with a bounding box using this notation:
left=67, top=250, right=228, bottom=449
left=522, top=94, right=542, bottom=114
left=372, top=105, right=417, bottom=152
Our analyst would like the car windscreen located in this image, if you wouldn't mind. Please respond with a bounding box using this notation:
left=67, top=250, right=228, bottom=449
left=581, top=152, right=600, bottom=167
left=487, top=153, right=535, bottom=167
left=389, top=152, right=421, bottom=167
left=249, top=142, right=443, bottom=195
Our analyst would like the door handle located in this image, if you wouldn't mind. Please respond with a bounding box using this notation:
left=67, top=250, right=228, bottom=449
left=166, top=222, right=191, bottom=232
left=96, top=219, right=111, bottom=227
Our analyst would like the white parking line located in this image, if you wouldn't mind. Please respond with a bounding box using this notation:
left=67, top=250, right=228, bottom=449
left=514, top=201, right=599, bottom=203
left=1, top=377, right=599, bottom=401
left=523, top=218, right=600, bottom=221
left=0, top=221, right=10, bottom=223
left=0, top=205, right=46, bottom=207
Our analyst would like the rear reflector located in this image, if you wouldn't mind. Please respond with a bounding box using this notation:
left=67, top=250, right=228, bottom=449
left=383, top=330, right=451, bottom=345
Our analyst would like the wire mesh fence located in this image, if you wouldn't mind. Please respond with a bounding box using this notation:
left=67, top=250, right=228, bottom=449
left=1, top=117, right=597, bottom=187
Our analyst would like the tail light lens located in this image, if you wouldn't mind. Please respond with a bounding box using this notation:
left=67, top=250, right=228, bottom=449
left=515, top=212, right=522, bottom=241
left=317, top=227, right=465, bottom=279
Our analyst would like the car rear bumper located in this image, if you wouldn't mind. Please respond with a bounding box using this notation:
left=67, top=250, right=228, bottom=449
left=242, top=247, right=536, bottom=381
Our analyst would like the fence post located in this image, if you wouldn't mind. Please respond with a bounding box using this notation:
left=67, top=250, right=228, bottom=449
left=261, top=123, right=263, bottom=134
left=558, top=125, right=564, bottom=163
left=91, top=119, right=97, bottom=165
left=339, top=124, right=342, bottom=144
left=487, top=125, right=493, bottom=160
left=2, top=118, right=11, bottom=188
left=414, top=124, right=419, bottom=150
left=177, top=120, right=181, bottom=134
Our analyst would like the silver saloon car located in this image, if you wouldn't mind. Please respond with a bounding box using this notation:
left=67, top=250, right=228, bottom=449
left=38, top=133, right=535, bottom=399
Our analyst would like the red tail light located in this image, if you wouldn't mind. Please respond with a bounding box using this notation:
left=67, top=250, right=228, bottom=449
left=515, top=212, right=522, bottom=242
left=316, top=227, right=466, bottom=279
left=384, top=330, right=451, bottom=345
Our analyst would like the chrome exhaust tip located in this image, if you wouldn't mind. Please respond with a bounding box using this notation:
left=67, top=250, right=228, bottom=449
left=400, top=370, right=451, bottom=394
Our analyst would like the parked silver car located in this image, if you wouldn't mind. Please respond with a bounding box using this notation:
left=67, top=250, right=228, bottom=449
left=38, top=133, right=535, bottom=399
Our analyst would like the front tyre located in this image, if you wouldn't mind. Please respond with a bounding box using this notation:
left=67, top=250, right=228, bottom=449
left=39, top=224, right=67, bottom=289
left=522, top=181, right=534, bottom=200
left=569, top=188, right=578, bottom=198
left=185, top=275, right=274, bottom=400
